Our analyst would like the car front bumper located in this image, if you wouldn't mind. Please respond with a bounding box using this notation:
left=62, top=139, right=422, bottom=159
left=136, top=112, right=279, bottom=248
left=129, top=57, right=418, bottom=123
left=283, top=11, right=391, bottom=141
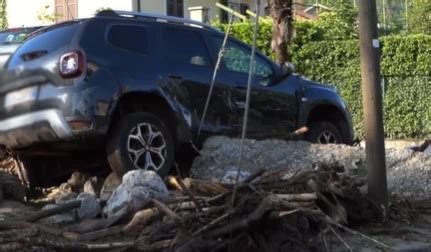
left=0, top=109, right=73, bottom=149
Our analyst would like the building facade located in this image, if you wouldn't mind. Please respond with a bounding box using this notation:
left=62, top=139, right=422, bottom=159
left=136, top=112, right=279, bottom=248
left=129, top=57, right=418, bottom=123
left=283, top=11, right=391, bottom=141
left=7, top=0, right=270, bottom=28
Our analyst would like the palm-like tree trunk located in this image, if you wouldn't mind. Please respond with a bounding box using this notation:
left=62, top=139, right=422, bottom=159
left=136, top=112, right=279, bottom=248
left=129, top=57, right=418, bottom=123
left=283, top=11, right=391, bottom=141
left=269, top=0, right=294, bottom=64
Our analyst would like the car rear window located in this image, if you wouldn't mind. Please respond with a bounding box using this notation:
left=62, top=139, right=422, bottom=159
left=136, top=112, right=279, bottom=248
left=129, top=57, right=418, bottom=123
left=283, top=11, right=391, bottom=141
left=108, top=25, right=148, bottom=54
left=7, top=22, right=82, bottom=68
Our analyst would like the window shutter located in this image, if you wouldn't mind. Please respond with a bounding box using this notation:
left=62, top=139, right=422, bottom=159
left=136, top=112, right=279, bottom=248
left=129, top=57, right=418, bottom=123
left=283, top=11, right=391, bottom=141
left=55, top=0, right=65, bottom=22
left=66, top=0, right=77, bottom=20
left=55, top=0, right=77, bottom=22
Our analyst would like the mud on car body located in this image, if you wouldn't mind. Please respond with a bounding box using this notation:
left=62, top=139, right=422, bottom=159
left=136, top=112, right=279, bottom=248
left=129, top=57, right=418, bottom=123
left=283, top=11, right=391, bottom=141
left=0, top=11, right=353, bottom=183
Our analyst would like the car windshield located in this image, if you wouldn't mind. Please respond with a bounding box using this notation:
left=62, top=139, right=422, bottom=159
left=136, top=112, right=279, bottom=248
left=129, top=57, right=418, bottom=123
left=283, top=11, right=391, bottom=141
left=0, top=27, right=42, bottom=44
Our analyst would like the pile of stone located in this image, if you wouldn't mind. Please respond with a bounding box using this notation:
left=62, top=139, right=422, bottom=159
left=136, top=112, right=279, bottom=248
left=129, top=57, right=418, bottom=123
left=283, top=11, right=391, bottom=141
left=40, top=169, right=169, bottom=225
left=191, top=136, right=431, bottom=199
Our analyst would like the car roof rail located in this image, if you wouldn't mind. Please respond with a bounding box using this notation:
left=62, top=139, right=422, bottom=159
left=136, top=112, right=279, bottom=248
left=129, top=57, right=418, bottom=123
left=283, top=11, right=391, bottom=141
left=96, top=10, right=217, bottom=31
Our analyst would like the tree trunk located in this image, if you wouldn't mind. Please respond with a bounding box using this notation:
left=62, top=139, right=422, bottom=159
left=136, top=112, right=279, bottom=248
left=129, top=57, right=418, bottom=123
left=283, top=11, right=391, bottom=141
left=270, top=0, right=294, bottom=64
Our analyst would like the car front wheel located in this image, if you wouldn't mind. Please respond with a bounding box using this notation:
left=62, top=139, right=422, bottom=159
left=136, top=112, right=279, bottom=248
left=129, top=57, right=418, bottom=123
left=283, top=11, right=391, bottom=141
left=107, top=112, right=175, bottom=177
left=305, top=121, right=342, bottom=144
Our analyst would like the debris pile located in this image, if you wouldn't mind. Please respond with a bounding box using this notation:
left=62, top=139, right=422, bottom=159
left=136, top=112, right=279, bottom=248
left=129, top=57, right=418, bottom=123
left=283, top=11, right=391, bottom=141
left=191, top=136, right=431, bottom=199
left=0, top=165, right=392, bottom=251
left=0, top=137, right=429, bottom=250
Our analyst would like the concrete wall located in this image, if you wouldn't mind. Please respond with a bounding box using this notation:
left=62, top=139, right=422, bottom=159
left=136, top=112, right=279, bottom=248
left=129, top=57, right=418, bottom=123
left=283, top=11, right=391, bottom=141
left=186, top=0, right=219, bottom=20
left=7, top=0, right=53, bottom=27
left=136, top=0, right=166, bottom=14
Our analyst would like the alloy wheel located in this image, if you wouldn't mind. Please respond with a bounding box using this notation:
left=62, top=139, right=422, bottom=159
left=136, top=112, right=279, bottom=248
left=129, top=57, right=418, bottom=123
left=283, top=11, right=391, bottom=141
left=317, top=130, right=338, bottom=144
left=127, top=123, right=167, bottom=171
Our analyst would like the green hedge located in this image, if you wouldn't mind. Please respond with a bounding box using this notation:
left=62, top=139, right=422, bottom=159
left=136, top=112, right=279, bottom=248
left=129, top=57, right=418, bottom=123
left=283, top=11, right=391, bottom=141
left=213, top=22, right=431, bottom=139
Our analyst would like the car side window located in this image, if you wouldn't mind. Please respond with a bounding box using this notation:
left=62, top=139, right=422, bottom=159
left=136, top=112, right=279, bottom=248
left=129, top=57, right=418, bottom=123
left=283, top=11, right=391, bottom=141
left=164, top=29, right=211, bottom=67
left=213, top=36, right=273, bottom=78
left=108, top=25, right=148, bottom=54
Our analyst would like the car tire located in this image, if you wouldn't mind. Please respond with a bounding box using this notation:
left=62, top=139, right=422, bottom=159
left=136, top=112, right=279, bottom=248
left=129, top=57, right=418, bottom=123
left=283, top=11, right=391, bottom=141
left=107, top=112, right=175, bottom=178
left=305, top=121, right=342, bottom=144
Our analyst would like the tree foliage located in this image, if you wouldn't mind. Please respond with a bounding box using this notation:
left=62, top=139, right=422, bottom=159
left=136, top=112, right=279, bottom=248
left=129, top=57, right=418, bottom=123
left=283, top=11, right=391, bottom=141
left=0, top=0, right=7, bottom=29
left=37, top=5, right=60, bottom=24
left=407, top=0, right=431, bottom=35
left=314, top=0, right=358, bottom=40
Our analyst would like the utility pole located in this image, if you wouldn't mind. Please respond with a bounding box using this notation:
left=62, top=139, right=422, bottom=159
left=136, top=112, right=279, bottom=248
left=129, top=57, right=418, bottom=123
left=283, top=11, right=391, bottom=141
left=382, top=0, right=386, bottom=34
left=405, top=0, right=408, bottom=31
left=358, top=0, right=388, bottom=214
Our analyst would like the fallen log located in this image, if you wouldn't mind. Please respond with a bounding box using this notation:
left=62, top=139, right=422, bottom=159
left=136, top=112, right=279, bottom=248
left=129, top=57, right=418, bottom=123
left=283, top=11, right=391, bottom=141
left=78, top=225, right=125, bottom=241
left=23, top=200, right=81, bottom=222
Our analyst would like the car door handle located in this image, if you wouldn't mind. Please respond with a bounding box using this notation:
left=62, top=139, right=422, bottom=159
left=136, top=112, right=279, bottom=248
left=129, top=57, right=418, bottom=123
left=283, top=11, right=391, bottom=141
left=168, top=74, right=183, bottom=80
left=235, top=85, right=247, bottom=90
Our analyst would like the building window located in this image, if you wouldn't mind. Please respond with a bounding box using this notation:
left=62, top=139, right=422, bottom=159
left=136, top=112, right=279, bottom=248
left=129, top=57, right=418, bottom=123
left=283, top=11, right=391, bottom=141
left=167, top=0, right=183, bottom=17
left=55, top=0, right=78, bottom=22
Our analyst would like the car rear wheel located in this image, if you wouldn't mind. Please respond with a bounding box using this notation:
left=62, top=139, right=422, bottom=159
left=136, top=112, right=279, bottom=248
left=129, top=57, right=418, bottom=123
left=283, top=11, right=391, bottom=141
left=107, top=112, right=175, bottom=177
left=306, top=121, right=342, bottom=144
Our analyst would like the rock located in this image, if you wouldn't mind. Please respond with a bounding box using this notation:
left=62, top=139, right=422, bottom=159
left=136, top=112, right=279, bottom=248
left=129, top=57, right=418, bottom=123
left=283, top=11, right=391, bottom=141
left=83, top=176, right=104, bottom=197
left=77, top=192, right=101, bottom=220
left=67, top=172, right=90, bottom=192
left=100, top=172, right=122, bottom=202
left=122, top=170, right=169, bottom=199
left=103, top=170, right=168, bottom=218
left=55, top=192, right=78, bottom=204
left=40, top=204, right=75, bottom=224
left=221, top=170, right=250, bottom=185
left=191, top=136, right=431, bottom=199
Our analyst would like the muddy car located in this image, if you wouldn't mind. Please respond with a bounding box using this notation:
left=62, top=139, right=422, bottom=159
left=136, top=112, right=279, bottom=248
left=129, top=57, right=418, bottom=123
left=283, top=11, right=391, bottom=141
left=0, top=11, right=353, bottom=182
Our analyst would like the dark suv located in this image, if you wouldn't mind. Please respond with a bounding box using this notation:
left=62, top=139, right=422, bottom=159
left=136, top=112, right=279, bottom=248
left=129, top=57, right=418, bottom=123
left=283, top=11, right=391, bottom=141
left=0, top=26, right=44, bottom=69
left=0, top=11, right=353, bottom=179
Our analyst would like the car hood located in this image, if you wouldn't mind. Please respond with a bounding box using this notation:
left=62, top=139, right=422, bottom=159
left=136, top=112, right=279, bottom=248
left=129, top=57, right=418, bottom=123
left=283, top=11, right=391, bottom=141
left=301, top=77, right=337, bottom=93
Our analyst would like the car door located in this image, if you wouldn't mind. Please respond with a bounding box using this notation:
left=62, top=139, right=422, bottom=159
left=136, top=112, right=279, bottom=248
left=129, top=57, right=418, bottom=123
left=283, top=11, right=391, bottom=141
left=209, top=35, right=299, bottom=139
left=160, top=27, right=236, bottom=140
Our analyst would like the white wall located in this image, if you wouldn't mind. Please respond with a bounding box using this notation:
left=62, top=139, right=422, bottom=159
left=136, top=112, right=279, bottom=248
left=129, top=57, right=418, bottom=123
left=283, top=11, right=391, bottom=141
left=186, top=0, right=218, bottom=20
left=77, top=0, right=134, bottom=18
left=7, top=0, right=53, bottom=27
left=137, top=0, right=166, bottom=14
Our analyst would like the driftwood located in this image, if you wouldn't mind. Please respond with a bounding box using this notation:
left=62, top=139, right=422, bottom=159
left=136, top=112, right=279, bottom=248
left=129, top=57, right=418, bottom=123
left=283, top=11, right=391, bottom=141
left=23, top=200, right=81, bottom=222
left=0, top=164, right=389, bottom=251
left=123, top=207, right=160, bottom=232
left=69, top=212, right=125, bottom=233
left=151, top=199, right=183, bottom=222
left=169, top=176, right=204, bottom=212
left=78, top=225, right=125, bottom=241
left=0, top=227, right=38, bottom=243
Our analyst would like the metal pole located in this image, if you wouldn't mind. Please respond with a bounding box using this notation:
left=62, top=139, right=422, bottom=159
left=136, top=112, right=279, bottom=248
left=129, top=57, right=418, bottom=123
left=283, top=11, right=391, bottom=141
left=405, top=0, right=408, bottom=31
left=382, top=0, right=386, bottom=33
left=358, top=0, right=388, bottom=213
left=232, top=0, right=260, bottom=206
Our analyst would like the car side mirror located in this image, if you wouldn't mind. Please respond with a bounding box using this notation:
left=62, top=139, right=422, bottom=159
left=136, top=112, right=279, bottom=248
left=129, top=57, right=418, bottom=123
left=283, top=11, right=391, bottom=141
left=269, top=62, right=295, bottom=86
left=281, top=62, right=295, bottom=76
